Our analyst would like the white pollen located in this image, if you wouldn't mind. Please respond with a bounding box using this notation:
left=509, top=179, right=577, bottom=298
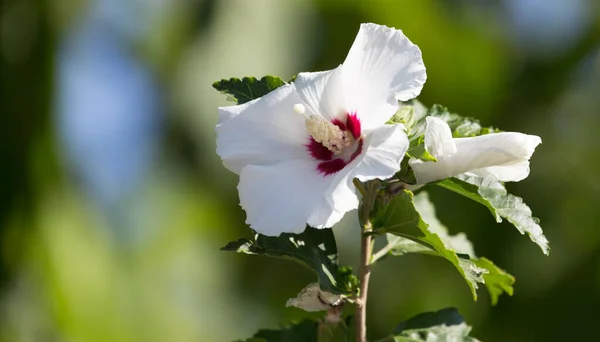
left=293, top=103, right=306, bottom=115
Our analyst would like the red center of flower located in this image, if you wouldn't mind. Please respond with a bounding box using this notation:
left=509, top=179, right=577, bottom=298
left=306, top=113, right=363, bottom=175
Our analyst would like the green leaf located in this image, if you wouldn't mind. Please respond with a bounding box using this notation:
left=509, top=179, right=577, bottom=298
left=406, top=136, right=437, bottom=162
left=385, top=308, right=480, bottom=342
left=384, top=234, right=433, bottom=256
left=404, top=101, right=499, bottom=143
left=435, top=178, right=497, bottom=218
left=238, top=317, right=355, bottom=342
left=372, top=191, right=514, bottom=303
left=413, top=192, right=475, bottom=256
left=436, top=175, right=550, bottom=255
left=212, top=75, right=286, bottom=104
left=472, top=257, right=515, bottom=306
left=389, top=100, right=428, bottom=132
left=371, top=190, right=481, bottom=300
left=424, top=104, right=499, bottom=138
left=318, top=316, right=354, bottom=342
left=222, top=227, right=358, bottom=296
left=238, top=320, right=318, bottom=342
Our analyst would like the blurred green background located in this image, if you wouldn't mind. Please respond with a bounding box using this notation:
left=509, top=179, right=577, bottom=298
left=1, top=0, right=600, bottom=341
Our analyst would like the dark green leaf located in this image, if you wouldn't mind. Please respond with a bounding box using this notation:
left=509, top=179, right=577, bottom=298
left=212, top=75, right=286, bottom=104
left=436, top=175, right=550, bottom=255
left=386, top=308, right=480, bottom=342
left=238, top=320, right=318, bottom=342
left=222, top=227, right=358, bottom=296
left=394, top=308, right=466, bottom=333
left=238, top=317, right=355, bottom=342
left=318, top=316, right=354, bottom=342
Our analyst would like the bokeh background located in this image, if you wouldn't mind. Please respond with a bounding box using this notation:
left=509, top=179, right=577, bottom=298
left=1, top=0, right=600, bottom=341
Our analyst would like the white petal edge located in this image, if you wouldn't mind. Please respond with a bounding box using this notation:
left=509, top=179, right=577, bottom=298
left=216, top=84, right=309, bottom=174
left=341, top=23, right=427, bottom=129
left=238, top=158, right=357, bottom=236
left=352, top=124, right=410, bottom=182
left=217, top=97, right=257, bottom=125
left=466, top=160, right=531, bottom=182
left=424, top=117, right=457, bottom=158
left=411, top=130, right=542, bottom=184
left=294, top=66, right=348, bottom=121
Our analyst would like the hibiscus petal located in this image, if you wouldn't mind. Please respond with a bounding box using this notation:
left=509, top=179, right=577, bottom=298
left=467, top=160, right=531, bottom=182
left=352, top=124, right=410, bottom=182
left=238, top=159, right=357, bottom=236
left=341, top=23, right=426, bottom=129
left=452, top=133, right=541, bottom=172
left=425, top=117, right=457, bottom=158
left=216, top=84, right=309, bottom=174
left=411, top=130, right=541, bottom=184
left=295, top=66, right=347, bottom=120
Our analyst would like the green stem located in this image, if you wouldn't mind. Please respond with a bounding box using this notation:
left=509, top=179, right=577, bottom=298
left=355, top=180, right=378, bottom=342
left=371, top=243, right=394, bottom=264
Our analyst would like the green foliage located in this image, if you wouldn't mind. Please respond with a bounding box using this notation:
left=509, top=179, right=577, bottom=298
left=405, top=102, right=500, bottom=139
left=318, top=316, right=354, bottom=342
left=388, top=100, right=428, bottom=130
left=472, top=258, right=514, bottom=306
left=435, top=177, right=497, bottom=217
left=406, top=136, right=437, bottom=162
left=222, top=227, right=358, bottom=296
left=238, top=317, right=355, bottom=342
left=381, top=308, right=479, bottom=342
left=371, top=191, right=514, bottom=303
left=212, top=76, right=286, bottom=104
left=384, top=234, right=433, bottom=256
left=398, top=101, right=500, bottom=165
left=238, top=320, right=318, bottom=342
left=436, top=176, right=550, bottom=255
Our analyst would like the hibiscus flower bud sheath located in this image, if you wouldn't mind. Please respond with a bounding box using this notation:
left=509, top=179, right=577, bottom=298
left=409, top=117, right=541, bottom=184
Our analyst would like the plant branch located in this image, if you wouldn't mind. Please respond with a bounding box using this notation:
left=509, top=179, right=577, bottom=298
left=371, top=243, right=395, bottom=264
left=355, top=180, right=378, bottom=342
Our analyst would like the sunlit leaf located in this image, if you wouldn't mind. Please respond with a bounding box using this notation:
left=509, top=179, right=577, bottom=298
left=406, top=136, right=437, bottom=162
left=390, top=100, right=428, bottom=134
left=403, top=101, right=499, bottom=142
left=436, top=176, right=550, bottom=255
left=222, top=227, right=358, bottom=296
left=372, top=191, right=514, bottom=303
left=384, top=234, right=433, bottom=256
left=472, top=257, right=514, bottom=306
left=212, top=75, right=286, bottom=104
left=435, top=177, right=498, bottom=218
left=379, top=308, right=480, bottom=342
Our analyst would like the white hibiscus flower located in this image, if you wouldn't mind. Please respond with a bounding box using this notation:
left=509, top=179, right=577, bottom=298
left=216, top=23, right=427, bottom=236
left=409, top=117, right=541, bottom=184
